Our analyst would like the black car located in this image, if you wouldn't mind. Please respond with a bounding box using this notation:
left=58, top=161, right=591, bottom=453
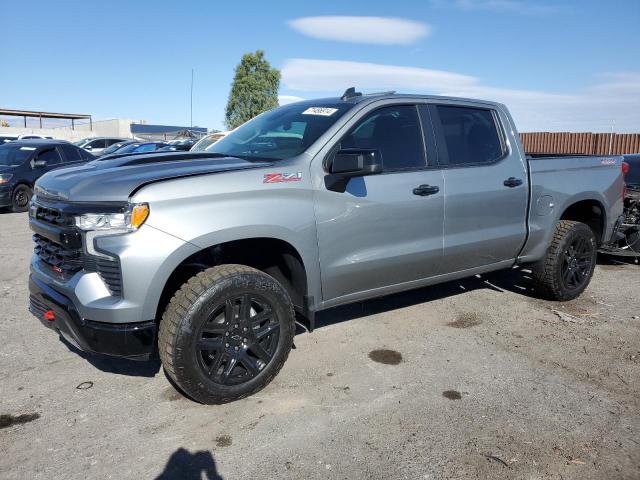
left=0, top=140, right=94, bottom=212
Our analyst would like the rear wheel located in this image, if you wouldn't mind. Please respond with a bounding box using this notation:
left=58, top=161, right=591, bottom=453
left=158, top=264, right=295, bottom=404
left=11, top=185, right=32, bottom=212
left=532, top=220, right=597, bottom=300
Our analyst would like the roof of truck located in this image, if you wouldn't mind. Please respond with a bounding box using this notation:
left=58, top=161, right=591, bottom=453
left=290, top=90, right=505, bottom=109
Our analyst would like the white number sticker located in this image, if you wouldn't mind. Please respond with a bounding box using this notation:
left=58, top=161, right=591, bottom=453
left=20, top=147, right=37, bottom=151
left=302, top=107, right=338, bottom=116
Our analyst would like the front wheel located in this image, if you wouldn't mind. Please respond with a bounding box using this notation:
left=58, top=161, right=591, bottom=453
left=158, top=264, right=296, bottom=404
left=532, top=220, right=597, bottom=301
left=11, top=184, right=32, bottom=212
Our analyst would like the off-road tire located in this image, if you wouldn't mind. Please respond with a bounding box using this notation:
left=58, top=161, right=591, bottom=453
left=11, top=184, right=32, bottom=212
left=158, top=264, right=295, bottom=404
left=532, top=220, right=597, bottom=301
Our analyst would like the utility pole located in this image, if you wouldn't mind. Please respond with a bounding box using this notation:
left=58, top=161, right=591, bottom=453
left=190, top=68, right=194, bottom=129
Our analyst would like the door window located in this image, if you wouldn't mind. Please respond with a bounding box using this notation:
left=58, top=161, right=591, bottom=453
left=341, top=105, right=426, bottom=171
left=59, top=144, right=83, bottom=162
left=434, top=105, right=505, bottom=166
left=37, top=148, right=62, bottom=165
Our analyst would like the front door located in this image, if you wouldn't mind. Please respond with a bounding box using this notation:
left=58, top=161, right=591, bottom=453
left=314, top=104, right=445, bottom=303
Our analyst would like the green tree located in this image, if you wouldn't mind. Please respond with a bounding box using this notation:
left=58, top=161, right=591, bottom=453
left=225, top=50, right=280, bottom=130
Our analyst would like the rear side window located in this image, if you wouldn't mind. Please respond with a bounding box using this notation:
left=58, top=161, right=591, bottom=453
left=435, top=105, right=505, bottom=166
left=341, top=105, right=426, bottom=171
left=38, top=148, right=62, bottom=165
left=60, top=144, right=83, bottom=162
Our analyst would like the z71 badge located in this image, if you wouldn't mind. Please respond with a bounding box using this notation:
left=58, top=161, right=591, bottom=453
left=263, top=172, right=303, bottom=183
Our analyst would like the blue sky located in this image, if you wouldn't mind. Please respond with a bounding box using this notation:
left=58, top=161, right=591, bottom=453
left=1, top=0, right=639, bottom=132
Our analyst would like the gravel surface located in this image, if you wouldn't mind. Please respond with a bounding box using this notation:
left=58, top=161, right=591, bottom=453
left=1, top=211, right=638, bottom=479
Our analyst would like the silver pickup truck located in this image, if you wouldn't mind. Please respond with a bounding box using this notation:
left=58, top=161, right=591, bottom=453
left=28, top=89, right=626, bottom=403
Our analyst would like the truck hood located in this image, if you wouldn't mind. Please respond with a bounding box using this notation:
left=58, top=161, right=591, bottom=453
left=34, top=152, right=272, bottom=203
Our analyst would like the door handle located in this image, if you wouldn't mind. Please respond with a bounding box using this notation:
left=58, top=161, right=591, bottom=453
left=413, top=184, right=440, bottom=196
left=503, top=177, right=523, bottom=188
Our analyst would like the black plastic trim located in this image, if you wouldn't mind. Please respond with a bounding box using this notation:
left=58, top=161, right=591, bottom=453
left=29, top=275, right=155, bottom=360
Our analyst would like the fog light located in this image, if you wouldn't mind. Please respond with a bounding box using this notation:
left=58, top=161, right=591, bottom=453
left=43, top=310, right=55, bottom=321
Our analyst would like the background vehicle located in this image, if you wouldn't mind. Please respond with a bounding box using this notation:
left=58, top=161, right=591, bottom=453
left=95, top=140, right=139, bottom=157
left=599, top=154, right=640, bottom=260
left=0, top=139, right=93, bottom=212
left=113, top=141, right=170, bottom=155
left=18, top=134, right=53, bottom=140
left=1, top=134, right=53, bottom=144
left=28, top=91, right=624, bottom=404
left=166, top=138, right=196, bottom=151
left=0, top=134, right=18, bottom=144
left=190, top=132, right=228, bottom=152
left=73, top=137, right=129, bottom=156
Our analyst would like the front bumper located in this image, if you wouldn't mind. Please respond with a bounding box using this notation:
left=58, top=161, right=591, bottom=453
left=0, top=185, right=12, bottom=208
left=29, top=275, right=156, bottom=360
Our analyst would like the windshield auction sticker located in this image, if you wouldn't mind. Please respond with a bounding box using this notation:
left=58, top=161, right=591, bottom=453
left=302, top=107, right=338, bottom=116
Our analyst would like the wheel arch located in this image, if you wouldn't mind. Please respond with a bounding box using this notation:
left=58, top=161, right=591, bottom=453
left=559, top=196, right=607, bottom=244
left=154, top=235, right=311, bottom=325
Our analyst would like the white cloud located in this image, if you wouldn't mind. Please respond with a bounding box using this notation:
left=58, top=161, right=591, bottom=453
left=433, top=0, right=560, bottom=14
left=278, top=95, right=305, bottom=105
left=288, top=16, right=430, bottom=45
left=282, top=59, right=476, bottom=92
left=281, top=58, right=640, bottom=132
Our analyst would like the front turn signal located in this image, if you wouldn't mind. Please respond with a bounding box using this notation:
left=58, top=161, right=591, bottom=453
left=131, top=203, right=149, bottom=229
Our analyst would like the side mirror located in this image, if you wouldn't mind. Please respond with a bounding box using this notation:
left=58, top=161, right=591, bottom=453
left=325, top=149, right=382, bottom=192
left=32, top=159, right=47, bottom=168
left=84, top=145, right=93, bottom=151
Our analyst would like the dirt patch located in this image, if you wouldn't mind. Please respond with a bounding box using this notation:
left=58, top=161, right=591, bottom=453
left=161, top=387, right=184, bottom=402
left=369, top=349, right=402, bottom=365
left=0, top=413, right=40, bottom=429
left=448, top=312, right=482, bottom=329
left=442, top=390, right=462, bottom=400
left=215, top=435, right=232, bottom=447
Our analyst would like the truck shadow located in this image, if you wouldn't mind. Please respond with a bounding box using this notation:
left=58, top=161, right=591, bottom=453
left=311, top=267, right=543, bottom=331
left=154, top=447, right=223, bottom=480
left=59, top=337, right=161, bottom=377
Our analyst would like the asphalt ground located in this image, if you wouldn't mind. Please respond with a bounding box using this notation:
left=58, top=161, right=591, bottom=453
left=1, top=210, right=638, bottom=479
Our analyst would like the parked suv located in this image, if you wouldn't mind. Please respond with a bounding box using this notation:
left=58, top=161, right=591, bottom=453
left=74, top=137, right=130, bottom=156
left=0, top=140, right=94, bottom=212
left=28, top=90, right=625, bottom=403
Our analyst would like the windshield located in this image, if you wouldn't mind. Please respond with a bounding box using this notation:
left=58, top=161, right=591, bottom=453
left=208, top=103, right=352, bottom=160
left=0, top=145, right=34, bottom=167
left=115, top=143, right=142, bottom=153
left=102, top=142, right=129, bottom=155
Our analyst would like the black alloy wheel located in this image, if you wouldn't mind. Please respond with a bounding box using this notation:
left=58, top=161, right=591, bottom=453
left=159, top=264, right=295, bottom=404
left=560, top=235, right=595, bottom=290
left=196, top=293, right=280, bottom=386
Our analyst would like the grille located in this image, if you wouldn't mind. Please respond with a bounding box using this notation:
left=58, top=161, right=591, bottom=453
left=33, top=235, right=123, bottom=297
left=33, top=204, right=75, bottom=227
left=33, top=234, right=83, bottom=275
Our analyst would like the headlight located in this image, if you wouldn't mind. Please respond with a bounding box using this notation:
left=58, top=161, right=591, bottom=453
left=75, top=203, right=149, bottom=232
left=0, top=174, right=13, bottom=184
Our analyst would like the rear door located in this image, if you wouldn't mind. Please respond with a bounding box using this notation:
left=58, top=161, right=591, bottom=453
left=314, top=103, right=445, bottom=302
left=429, top=103, right=528, bottom=272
